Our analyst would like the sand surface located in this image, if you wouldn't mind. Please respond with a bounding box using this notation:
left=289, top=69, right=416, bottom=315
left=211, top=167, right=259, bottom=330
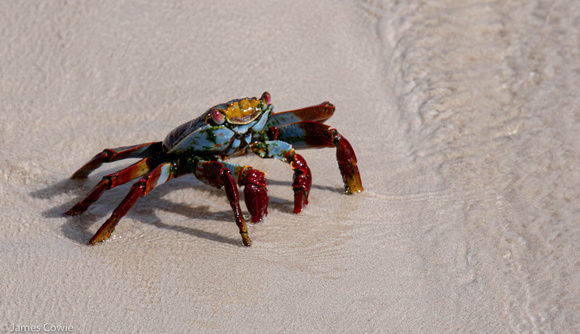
left=1, top=1, right=579, bottom=332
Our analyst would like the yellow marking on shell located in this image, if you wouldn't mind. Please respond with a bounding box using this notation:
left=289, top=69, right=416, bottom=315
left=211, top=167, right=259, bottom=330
left=224, top=98, right=262, bottom=124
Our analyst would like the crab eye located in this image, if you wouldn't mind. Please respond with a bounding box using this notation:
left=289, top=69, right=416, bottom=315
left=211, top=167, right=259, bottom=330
left=210, top=109, right=225, bottom=125
left=260, top=92, right=271, bottom=105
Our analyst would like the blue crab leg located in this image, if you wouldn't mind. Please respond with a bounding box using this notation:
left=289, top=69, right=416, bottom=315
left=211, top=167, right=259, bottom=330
left=88, top=161, right=176, bottom=245
left=266, top=102, right=335, bottom=128
left=65, top=157, right=154, bottom=216
left=221, top=161, right=269, bottom=223
left=272, top=121, right=363, bottom=194
left=193, top=160, right=252, bottom=246
left=250, top=141, right=312, bottom=214
left=70, top=142, right=162, bottom=179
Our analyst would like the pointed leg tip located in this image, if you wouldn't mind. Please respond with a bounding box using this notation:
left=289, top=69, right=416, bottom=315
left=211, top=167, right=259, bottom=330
left=88, top=236, right=98, bottom=245
left=345, top=185, right=364, bottom=194
left=88, top=233, right=109, bottom=245
left=64, top=202, right=90, bottom=216
left=344, top=174, right=364, bottom=194
left=70, top=171, right=88, bottom=180
left=241, top=233, right=252, bottom=247
left=88, top=223, right=115, bottom=245
left=64, top=208, right=83, bottom=216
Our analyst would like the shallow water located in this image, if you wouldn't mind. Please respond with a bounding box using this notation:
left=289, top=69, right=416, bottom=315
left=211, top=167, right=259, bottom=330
left=368, top=0, right=580, bottom=331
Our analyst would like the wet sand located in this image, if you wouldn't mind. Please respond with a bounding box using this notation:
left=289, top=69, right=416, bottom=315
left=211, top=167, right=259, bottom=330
left=1, top=1, right=579, bottom=332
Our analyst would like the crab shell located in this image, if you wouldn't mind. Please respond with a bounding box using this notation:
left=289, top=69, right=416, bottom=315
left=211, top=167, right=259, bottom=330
left=162, top=92, right=272, bottom=156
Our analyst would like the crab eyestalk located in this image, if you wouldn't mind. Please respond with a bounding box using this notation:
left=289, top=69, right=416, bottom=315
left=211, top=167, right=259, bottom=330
left=260, top=92, right=271, bottom=105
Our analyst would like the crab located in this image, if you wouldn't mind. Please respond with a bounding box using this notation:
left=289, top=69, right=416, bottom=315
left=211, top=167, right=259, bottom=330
left=65, top=92, right=363, bottom=246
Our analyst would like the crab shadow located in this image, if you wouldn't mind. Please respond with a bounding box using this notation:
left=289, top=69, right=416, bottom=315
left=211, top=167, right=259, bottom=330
left=32, top=171, right=342, bottom=246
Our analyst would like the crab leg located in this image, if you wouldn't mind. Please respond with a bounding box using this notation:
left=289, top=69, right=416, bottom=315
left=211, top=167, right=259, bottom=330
left=70, top=142, right=162, bottom=179
left=222, top=161, right=269, bottom=223
left=65, top=157, right=154, bottom=216
left=88, top=161, right=176, bottom=245
left=272, top=121, right=363, bottom=194
left=193, top=160, right=252, bottom=246
left=285, top=150, right=312, bottom=214
left=250, top=141, right=312, bottom=214
left=266, top=102, right=335, bottom=128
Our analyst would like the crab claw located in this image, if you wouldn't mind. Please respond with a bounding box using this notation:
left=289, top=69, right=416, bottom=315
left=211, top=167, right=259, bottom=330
left=289, top=153, right=312, bottom=214
left=242, top=168, right=269, bottom=223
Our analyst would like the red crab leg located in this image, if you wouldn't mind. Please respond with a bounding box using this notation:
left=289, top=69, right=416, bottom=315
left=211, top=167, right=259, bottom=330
left=222, top=161, right=269, bottom=223
left=70, top=142, right=162, bottom=179
left=285, top=151, right=312, bottom=214
left=249, top=140, right=313, bottom=214
left=274, top=121, right=363, bottom=194
left=89, top=161, right=176, bottom=245
left=194, top=161, right=252, bottom=246
left=65, top=157, right=154, bottom=216
left=267, top=102, right=335, bottom=128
